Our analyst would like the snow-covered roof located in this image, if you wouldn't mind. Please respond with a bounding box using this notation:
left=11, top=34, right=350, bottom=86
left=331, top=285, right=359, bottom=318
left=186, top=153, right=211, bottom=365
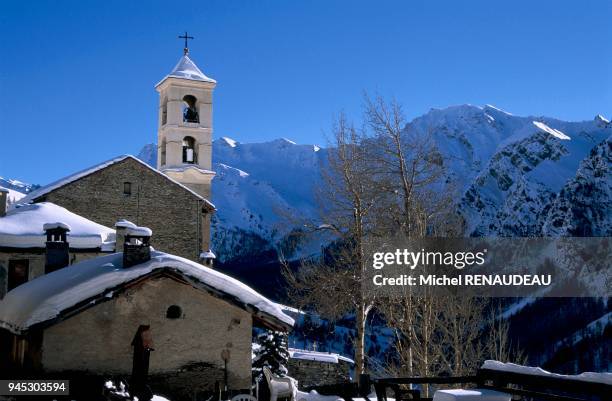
left=0, top=188, right=8, bottom=193
left=0, top=202, right=115, bottom=249
left=42, top=222, right=71, bottom=231
left=0, top=250, right=294, bottom=334
left=156, top=54, right=216, bottom=86
left=115, top=219, right=137, bottom=229
left=288, top=348, right=354, bottom=364
left=125, top=226, right=152, bottom=237
left=162, top=165, right=216, bottom=175
left=19, top=155, right=215, bottom=211
left=482, top=360, right=612, bottom=385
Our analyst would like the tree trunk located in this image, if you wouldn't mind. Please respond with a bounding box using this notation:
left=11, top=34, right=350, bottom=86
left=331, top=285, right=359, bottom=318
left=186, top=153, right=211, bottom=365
left=355, top=301, right=367, bottom=380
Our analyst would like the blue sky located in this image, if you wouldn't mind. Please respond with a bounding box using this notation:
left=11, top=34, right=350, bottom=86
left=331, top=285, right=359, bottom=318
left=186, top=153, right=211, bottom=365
left=1, top=0, right=610, bottom=184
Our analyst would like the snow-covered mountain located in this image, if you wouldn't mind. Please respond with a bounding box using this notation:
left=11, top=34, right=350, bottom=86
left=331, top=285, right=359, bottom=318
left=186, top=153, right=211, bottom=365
left=0, top=177, right=37, bottom=205
left=137, top=105, right=610, bottom=262
left=137, top=138, right=327, bottom=263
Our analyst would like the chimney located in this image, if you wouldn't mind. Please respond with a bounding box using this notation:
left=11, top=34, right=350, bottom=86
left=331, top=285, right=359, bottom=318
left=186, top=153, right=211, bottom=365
left=115, top=219, right=137, bottom=252
left=123, top=226, right=152, bottom=268
left=44, top=222, right=71, bottom=273
left=0, top=188, right=8, bottom=217
left=199, top=249, right=216, bottom=268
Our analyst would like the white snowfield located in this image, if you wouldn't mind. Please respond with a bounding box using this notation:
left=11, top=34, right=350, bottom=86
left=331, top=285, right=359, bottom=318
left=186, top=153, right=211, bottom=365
left=0, top=250, right=294, bottom=334
left=482, top=360, right=612, bottom=385
left=532, top=121, right=571, bottom=140
left=19, top=155, right=215, bottom=210
left=288, top=348, right=354, bottom=364
left=0, top=202, right=115, bottom=249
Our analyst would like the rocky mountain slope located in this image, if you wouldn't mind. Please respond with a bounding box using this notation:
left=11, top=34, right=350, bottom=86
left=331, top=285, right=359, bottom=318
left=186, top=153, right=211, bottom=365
left=6, top=105, right=611, bottom=262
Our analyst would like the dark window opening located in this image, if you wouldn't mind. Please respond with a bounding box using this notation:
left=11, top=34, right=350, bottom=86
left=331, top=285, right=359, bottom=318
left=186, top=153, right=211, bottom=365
left=161, top=97, right=168, bottom=125
left=182, top=136, right=197, bottom=164
left=182, top=95, right=199, bottom=123
left=8, top=259, right=29, bottom=291
left=124, top=182, right=132, bottom=196
left=166, top=305, right=182, bottom=319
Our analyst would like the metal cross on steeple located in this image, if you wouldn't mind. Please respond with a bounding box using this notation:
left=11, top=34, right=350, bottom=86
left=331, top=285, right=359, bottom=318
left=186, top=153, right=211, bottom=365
left=178, top=32, right=194, bottom=55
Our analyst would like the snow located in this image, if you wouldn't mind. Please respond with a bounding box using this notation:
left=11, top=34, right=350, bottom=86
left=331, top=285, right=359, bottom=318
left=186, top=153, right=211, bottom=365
left=296, top=390, right=383, bottom=401
left=199, top=250, right=216, bottom=259
left=125, top=226, right=152, bottom=237
left=482, top=360, right=612, bottom=385
left=161, top=165, right=215, bottom=175
left=289, top=348, right=354, bottom=364
left=19, top=155, right=215, bottom=210
left=42, top=222, right=71, bottom=231
left=221, top=137, right=238, bottom=147
left=116, top=219, right=137, bottom=229
left=433, top=389, right=510, bottom=401
left=595, top=114, right=610, bottom=124
left=532, top=121, right=571, bottom=140
left=0, top=186, right=26, bottom=204
left=157, top=54, right=216, bottom=85
left=0, top=202, right=114, bottom=249
left=484, top=104, right=513, bottom=116
left=0, top=250, right=294, bottom=334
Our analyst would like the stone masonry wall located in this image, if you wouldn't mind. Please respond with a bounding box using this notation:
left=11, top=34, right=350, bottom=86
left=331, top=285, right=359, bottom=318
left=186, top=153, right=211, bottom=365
left=287, top=359, right=352, bottom=387
left=42, top=276, right=253, bottom=395
left=39, top=158, right=206, bottom=261
left=0, top=250, right=104, bottom=299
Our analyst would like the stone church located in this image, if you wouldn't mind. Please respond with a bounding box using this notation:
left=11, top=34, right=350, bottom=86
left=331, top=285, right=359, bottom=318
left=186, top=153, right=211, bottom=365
left=18, top=48, right=219, bottom=264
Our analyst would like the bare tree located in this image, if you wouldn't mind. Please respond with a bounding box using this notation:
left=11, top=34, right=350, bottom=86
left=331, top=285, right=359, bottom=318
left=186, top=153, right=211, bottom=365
left=284, top=113, right=380, bottom=379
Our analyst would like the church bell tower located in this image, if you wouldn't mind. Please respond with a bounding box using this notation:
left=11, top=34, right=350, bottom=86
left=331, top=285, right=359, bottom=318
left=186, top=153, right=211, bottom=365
left=156, top=44, right=216, bottom=199
left=156, top=39, right=216, bottom=261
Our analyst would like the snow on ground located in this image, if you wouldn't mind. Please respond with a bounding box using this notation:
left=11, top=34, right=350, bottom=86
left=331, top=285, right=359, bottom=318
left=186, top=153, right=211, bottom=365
left=0, top=250, right=294, bottom=333
left=289, top=348, right=354, bottom=364
left=296, top=390, right=384, bottom=401
left=0, top=202, right=115, bottom=249
left=482, top=360, right=612, bottom=385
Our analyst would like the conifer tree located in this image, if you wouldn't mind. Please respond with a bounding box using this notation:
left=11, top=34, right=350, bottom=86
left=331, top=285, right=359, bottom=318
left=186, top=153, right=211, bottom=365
left=252, top=330, right=290, bottom=382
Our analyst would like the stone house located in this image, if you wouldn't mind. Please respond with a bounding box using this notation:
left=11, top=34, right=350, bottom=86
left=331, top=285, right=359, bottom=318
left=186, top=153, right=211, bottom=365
left=20, top=155, right=215, bottom=263
left=0, top=225, right=293, bottom=400
left=287, top=348, right=354, bottom=387
left=0, top=192, right=115, bottom=298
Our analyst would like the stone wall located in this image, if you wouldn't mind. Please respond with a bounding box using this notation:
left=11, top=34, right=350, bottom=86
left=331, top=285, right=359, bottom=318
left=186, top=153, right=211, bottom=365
left=38, top=158, right=207, bottom=261
left=287, top=359, right=352, bottom=387
left=0, top=250, right=104, bottom=299
left=42, top=275, right=253, bottom=398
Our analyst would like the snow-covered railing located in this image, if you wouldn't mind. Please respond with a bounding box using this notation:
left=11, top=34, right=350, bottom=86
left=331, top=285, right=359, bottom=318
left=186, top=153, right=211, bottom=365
left=366, top=361, right=611, bottom=401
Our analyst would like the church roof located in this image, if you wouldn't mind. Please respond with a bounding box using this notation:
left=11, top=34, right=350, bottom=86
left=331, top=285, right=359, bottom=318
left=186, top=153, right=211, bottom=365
left=19, top=155, right=215, bottom=211
left=0, top=250, right=294, bottom=334
left=157, top=54, right=216, bottom=86
left=0, top=202, right=115, bottom=249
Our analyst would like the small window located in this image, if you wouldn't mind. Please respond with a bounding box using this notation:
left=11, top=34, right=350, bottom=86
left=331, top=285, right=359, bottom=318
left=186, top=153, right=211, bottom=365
left=8, top=259, right=29, bottom=291
left=166, top=305, right=182, bottom=319
left=123, top=182, right=132, bottom=196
